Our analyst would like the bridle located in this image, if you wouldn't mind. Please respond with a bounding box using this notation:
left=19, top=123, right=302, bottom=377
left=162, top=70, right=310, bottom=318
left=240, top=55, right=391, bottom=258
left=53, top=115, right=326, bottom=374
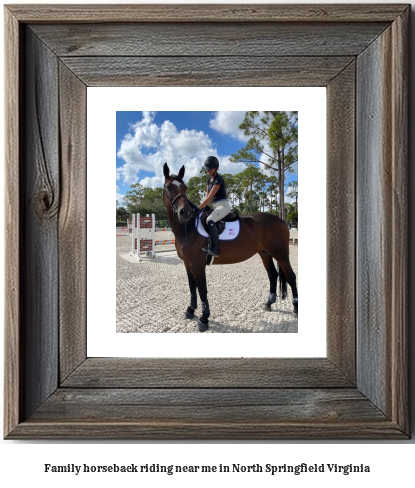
left=163, top=177, right=199, bottom=241
left=163, top=179, right=188, bottom=214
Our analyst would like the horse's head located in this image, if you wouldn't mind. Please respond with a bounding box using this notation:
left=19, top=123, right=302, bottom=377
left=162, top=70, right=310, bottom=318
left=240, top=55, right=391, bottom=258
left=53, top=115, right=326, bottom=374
left=163, top=163, right=193, bottom=223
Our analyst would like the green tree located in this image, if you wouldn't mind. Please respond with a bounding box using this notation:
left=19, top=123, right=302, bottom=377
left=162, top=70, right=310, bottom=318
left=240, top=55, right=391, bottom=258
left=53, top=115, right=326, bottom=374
left=285, top=202, right=298, bottom=228
left=231, top=172, right=246, bottom=213
left=130, top=201, right=167, bottom=221
left=268, top=111, right=298, bottom=221
left=116, top=206, right=129, bottom=225
left=254, top=172, right=269, bottom=212
left=244, top=189, right=261, bottom=213
left=287, top=180, right=298, bottom=212
left=267, top=175, right=279, bottom=214
left=239, top=164, right=264, bottom=214
left=221, top=173, right=237, bottom=207
left=187, top=174, right=207, bottom=205
left=230, top=111, right=298, bottom=221
left=142, top=187, right=163, bottom=205
left=125, top=185, right=167, bottom=220
left=124, top=183, right=144, bottom=212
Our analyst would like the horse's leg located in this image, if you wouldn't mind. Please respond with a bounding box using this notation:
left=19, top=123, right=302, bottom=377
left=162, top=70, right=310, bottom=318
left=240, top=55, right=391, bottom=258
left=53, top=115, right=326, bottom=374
left=192, top=267, right=210, bottom=332
left=258, top=250, right=279, bottom=311
left=184, top=261, right=197, bottom=319
left=278, top=258, right=298, bottom=316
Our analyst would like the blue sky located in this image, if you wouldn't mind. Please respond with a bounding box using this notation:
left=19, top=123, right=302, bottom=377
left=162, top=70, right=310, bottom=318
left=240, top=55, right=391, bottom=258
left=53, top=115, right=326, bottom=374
left=116, top=111, right=298, bottom=206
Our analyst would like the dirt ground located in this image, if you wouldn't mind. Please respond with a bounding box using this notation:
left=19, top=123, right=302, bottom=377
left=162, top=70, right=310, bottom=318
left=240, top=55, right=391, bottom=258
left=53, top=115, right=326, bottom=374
left=116, top=234, right=298, bottom=333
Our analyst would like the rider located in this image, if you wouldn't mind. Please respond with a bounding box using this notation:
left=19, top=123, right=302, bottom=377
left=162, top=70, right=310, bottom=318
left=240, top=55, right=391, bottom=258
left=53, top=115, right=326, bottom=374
left=198, top=156, right=232, bottom=257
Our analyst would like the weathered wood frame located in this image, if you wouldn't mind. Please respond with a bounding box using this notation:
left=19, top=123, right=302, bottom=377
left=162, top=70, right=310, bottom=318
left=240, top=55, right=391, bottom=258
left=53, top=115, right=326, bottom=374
left=4, top=4, right=409, bottom=439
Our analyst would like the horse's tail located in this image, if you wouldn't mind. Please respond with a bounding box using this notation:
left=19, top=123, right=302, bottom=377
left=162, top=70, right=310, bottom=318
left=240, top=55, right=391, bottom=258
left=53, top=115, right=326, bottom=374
left=278, top=264, right=287, bottom=300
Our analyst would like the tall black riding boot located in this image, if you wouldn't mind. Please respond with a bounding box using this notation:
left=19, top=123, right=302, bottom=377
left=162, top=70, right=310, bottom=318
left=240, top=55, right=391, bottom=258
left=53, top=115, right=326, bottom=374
left=207, top=220, right=220, bottom=257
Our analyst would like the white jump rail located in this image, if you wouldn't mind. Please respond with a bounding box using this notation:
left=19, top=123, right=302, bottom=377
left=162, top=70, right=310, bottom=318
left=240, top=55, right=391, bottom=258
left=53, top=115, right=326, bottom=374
left=129, top=213, right=155, bottom=262
left=116, top=224, right=129, bottom=237
left=129, top=213, right=176, bottom=262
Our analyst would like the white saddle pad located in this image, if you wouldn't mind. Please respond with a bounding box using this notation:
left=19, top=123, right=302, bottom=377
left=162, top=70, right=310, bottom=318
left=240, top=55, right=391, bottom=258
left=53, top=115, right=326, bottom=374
left=195, top=214, right=240, bottom=241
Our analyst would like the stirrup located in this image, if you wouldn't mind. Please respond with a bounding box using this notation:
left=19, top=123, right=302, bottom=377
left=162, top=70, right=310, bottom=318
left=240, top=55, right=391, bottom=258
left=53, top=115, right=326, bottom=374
left=202, top=241, right=211, bottom=255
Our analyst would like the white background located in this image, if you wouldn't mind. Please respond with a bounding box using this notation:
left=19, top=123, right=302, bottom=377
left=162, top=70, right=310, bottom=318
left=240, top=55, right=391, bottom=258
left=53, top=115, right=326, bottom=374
left=87, top=86, right=326, bottom=357
left=1, top=0, right=414, bottom=486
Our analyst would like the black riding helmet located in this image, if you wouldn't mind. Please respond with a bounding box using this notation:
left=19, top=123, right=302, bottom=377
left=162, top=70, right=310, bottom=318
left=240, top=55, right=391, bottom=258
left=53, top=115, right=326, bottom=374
left=203, top=156, right=219, bottom=170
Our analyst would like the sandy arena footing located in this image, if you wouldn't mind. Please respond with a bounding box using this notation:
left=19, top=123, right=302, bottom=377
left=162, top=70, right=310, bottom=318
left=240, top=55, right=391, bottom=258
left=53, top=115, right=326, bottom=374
left=116, top=234, right=298, bottom=333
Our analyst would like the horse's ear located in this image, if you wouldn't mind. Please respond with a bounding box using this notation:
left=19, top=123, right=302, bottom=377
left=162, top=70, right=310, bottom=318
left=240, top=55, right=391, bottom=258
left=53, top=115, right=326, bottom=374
left=163, top=162, right=170, bottom=179
left=178, top=165, right=185, bottom=180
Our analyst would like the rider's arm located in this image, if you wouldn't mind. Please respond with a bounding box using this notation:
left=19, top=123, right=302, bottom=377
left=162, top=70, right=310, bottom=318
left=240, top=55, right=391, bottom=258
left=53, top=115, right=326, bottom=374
left=198, top=185, right=220, bottom=210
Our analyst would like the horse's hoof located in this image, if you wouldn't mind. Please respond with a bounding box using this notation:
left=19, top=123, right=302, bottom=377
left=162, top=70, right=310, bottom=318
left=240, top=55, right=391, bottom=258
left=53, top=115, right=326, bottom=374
left=262, top=303, right=272, bottom=311
left=197, top=318, right=209, bottom=332
left=185, top=306, right=196, bottom=319
left=292, top=299, right=298, bottom=317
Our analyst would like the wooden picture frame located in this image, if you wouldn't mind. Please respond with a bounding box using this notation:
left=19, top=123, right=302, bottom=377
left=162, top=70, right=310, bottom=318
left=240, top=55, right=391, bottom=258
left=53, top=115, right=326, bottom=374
left=4, top=4, right=409, bottom=439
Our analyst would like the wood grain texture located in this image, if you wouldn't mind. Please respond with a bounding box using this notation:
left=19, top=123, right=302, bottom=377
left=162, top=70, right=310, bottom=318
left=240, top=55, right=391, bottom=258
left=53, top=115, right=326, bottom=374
left=389, top=8, right=409, bottom=432
left=62, top=358, right=352, bottom=388
left=6, top=4, right=409, bottom=23
left=8, top=404, right=405, bottom=440
left=326, top=62, right=356, bottom=383
left=7, top=422, right=406, bottom=440
left=60, top=56, right=355, bottom=87
left=357, top=29, right=391, bottom=417
left=356, top=13, right=408, bottom=427
left=4, top=6, right=21, bottom=438
left=58, top=63, right=87, bottom=381
left=31, top=22, right=388, bottom=57
left=32, top=388, right=386, bottom=423
left=3, top=4, right=410, bottom=440
left=21, top=28, right=60, bottom=420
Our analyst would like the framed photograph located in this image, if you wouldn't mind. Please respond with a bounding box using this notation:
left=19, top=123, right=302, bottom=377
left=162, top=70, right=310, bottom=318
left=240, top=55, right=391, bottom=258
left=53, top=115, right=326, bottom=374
left=89, top=89, right=325, bottom=357
left=4, top=4, right=409, bottom=439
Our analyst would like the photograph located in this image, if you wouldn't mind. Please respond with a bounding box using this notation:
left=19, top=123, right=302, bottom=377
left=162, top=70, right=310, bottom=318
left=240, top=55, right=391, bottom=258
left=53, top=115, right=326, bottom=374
left=115, top=111, right=299, bottom=333
left=2, top=0, right=411, bottom=452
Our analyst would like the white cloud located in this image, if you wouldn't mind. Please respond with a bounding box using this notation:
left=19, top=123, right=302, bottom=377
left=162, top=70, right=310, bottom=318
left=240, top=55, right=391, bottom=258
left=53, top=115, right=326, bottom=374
left=218, top=156, right=248, bottom=175
left=117, top=113, right=218, bottom=186
left=116, top=193, right=126, bottom=207
left=209, top=111, right=247, bottom=141
left=139, top=174, right=164, bottom=189
left=116, top=112, right=160, bottom=184
left=116, top=112, right=249, bottom=189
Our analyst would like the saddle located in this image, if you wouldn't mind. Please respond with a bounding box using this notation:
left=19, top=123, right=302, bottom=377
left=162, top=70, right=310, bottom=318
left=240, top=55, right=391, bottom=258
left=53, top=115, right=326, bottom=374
left=200, top=206, right=239, bottom=236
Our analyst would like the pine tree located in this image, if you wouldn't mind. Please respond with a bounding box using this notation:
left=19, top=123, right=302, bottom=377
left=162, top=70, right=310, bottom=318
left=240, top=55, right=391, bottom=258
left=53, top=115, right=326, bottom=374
left=287, top=180, right=298, bottom=213
left=239, top=164, right=264, bottom=214
left=124, top=183, right=144, bottom=212
left=230, top=111, right=297, bottom=221
left=267, top=112, right=298, bottom=221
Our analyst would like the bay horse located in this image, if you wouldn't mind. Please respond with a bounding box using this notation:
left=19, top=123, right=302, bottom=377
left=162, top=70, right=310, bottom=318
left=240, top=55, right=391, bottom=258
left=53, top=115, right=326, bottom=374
left=163, top=163, right=298, bottom=332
